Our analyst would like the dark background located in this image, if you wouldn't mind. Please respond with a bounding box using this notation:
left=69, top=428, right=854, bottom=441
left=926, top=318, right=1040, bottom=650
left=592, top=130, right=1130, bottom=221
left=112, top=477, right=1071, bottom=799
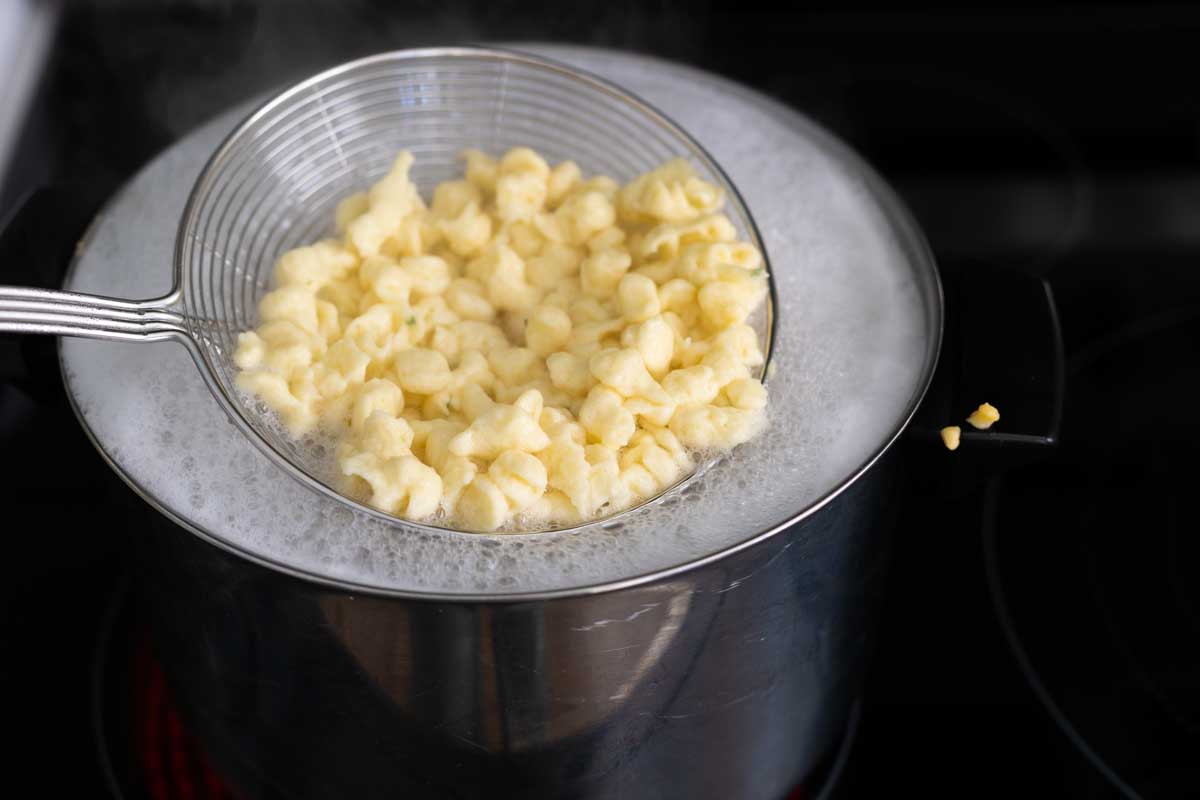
left=2, top=1, right=1199, bottom=797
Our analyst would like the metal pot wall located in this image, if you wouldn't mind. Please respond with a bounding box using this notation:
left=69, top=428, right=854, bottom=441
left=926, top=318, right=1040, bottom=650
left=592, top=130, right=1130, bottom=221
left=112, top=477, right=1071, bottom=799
left=134, top=450, right=900, bottom=800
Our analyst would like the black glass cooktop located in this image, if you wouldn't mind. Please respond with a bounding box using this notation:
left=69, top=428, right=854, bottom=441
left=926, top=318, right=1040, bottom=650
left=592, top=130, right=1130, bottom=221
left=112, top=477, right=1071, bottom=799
left=2, top=3, right=1198, bottom=798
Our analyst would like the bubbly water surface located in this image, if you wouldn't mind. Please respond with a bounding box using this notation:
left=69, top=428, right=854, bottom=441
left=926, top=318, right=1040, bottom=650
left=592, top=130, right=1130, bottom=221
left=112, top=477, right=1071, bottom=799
left=61, top=48, right=936, bottom=595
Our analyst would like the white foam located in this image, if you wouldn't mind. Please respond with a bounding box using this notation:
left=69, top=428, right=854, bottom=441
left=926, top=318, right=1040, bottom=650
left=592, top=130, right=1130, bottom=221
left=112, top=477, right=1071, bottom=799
left=61, top=48, right=935, bottom=596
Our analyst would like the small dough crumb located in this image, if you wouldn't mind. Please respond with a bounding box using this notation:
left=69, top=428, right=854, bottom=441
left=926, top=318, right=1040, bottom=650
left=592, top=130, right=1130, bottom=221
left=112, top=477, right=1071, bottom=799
left=966, top=402, right=1000, bottom=430
left=940, top=426, right=961, bottom=451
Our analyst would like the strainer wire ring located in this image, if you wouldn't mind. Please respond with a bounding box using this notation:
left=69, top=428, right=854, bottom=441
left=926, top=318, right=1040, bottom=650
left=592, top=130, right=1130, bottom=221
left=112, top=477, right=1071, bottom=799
left=172, top=44, right=778, bottom=538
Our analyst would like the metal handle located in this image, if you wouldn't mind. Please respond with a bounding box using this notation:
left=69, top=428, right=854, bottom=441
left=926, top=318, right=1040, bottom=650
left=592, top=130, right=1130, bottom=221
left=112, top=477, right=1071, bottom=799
left=0, top=286, right=186, bottom=342
left=905, top=262, right=1065, bottom=494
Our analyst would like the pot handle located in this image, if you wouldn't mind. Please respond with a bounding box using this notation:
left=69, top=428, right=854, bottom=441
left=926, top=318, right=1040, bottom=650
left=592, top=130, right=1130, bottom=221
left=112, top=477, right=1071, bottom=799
left=907, top=261, right=1064, bottom=471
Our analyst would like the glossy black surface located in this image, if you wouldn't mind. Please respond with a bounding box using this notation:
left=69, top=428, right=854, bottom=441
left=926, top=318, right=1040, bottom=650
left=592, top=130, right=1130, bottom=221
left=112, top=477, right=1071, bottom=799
left=3, top=3, right=1199, bottom=798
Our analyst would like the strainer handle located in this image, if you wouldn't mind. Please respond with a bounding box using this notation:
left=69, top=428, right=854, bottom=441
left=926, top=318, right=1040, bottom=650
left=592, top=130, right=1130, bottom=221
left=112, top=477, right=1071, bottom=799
left=0, top=286, right=186, bottom=342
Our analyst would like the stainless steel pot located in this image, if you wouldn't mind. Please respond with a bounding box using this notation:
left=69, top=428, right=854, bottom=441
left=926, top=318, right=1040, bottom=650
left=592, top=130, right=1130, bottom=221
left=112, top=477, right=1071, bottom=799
left=134, top=452, right=898, bottom=799
left=26, top=45, right=1059, bottom=800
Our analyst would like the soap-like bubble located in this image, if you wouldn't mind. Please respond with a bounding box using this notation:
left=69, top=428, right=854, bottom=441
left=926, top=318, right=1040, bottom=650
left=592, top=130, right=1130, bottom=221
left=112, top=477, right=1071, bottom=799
left=60, top=51, right=934, bottom=597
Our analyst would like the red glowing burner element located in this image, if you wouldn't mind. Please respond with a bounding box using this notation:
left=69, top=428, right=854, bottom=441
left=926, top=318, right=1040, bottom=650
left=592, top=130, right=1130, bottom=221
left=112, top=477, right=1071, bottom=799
left=132, top=637, right=238, bottom=800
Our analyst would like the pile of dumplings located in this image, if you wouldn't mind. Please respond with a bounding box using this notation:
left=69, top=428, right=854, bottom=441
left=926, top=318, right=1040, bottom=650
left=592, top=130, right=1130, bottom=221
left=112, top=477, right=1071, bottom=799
left=234, top=147, right=770, bottom=531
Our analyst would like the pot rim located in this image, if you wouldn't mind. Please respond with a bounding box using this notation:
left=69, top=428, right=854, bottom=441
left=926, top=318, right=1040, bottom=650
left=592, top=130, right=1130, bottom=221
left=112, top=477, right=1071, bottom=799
left=59, top=45, right=943, bottom=604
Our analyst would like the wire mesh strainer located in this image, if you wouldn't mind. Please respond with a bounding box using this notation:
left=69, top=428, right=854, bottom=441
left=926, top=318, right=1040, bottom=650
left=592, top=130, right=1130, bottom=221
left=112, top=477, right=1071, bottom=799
left=0, top=46, right=775, bottom=532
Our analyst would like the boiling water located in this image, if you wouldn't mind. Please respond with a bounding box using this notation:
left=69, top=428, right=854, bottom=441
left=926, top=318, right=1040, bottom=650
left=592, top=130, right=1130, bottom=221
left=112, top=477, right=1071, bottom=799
left=60, top=48, right=936, bottom=596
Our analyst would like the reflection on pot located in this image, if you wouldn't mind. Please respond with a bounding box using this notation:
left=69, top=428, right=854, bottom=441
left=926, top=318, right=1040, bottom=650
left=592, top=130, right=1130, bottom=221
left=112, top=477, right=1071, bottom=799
left=321, top=581, right=698, bottom=756
left=135, top=449, right=899, bottom=799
